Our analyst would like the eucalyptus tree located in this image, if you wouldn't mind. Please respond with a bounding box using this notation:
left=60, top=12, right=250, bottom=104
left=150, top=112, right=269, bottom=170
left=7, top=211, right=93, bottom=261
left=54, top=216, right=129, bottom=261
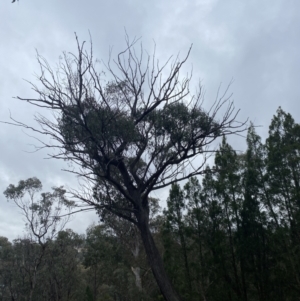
left=84, top=224, right=141, bottom=301
left=10, top=36, right=245, bottom=301
left=3, top=177, right=73, bottom=301
left=100, top=203, right=159, bottom=295
left=40, top=229, right=85, bottom=301
left=0, top=236, right=15, bottom=300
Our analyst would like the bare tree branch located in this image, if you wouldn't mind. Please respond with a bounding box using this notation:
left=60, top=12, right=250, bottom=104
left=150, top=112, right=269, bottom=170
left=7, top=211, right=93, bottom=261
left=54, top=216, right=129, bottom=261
left=3, top=35, right=247, bottom=301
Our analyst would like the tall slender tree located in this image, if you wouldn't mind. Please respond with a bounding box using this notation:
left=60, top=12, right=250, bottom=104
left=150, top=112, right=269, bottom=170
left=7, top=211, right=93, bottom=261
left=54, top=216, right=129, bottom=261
left=214, top=137, right=247, bottom=300
left=240, top=125, right=270, bottom=301
left=266, top=108, right=300, bottom=295
left=184, top=177, right=212, bottom=301
left=163, top=183, right=192, bottom=299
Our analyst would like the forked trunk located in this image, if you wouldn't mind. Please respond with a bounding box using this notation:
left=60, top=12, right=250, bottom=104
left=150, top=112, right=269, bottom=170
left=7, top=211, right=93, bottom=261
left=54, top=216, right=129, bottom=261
left=137, top=211, right=181, bottom=301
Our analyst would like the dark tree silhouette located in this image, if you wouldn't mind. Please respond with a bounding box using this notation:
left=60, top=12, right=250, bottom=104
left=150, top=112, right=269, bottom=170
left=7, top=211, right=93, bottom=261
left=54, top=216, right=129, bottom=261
left=10, top=36, right=245, bottom=301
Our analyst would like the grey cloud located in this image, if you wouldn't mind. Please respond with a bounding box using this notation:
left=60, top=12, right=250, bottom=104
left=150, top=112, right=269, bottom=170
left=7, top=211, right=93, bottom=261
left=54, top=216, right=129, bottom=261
left=1, top=0, right=300, bottom=240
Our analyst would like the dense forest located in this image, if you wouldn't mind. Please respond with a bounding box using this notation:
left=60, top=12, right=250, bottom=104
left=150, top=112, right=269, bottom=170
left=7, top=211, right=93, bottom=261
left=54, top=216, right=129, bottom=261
left=1, top=107, right=300, bottom=301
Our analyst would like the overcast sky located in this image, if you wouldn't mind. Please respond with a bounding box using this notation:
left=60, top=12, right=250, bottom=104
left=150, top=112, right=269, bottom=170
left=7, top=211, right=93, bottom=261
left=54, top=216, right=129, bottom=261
left=0, top=0, right=299, bottom=241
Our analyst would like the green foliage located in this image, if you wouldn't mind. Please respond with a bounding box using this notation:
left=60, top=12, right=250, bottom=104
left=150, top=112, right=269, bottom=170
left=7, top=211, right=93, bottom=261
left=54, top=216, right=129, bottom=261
left=59, top=96, right=140, bottom=156
left=147, top=102, right=220, bottom=146
left=85, top=286, right=94, bottom=301
left=160, top=107, right=300, bottom=301
left=4, top=177, right=42, bottom=200
left=2, top=107, right=300, bottom=301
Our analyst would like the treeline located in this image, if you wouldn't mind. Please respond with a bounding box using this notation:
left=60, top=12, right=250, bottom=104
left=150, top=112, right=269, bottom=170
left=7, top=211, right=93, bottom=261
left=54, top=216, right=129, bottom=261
left=162, top=107, right=300, bottom=301
left=1, top=107, right=300, bottom=301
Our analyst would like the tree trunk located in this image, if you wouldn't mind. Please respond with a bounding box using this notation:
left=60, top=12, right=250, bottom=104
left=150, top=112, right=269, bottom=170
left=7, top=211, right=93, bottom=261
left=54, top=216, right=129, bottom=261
left=137, top=210, right=182, bottom=301
left=130, top=230, right=143, bottom=291
left=131, top=266, right=143, bottom=291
